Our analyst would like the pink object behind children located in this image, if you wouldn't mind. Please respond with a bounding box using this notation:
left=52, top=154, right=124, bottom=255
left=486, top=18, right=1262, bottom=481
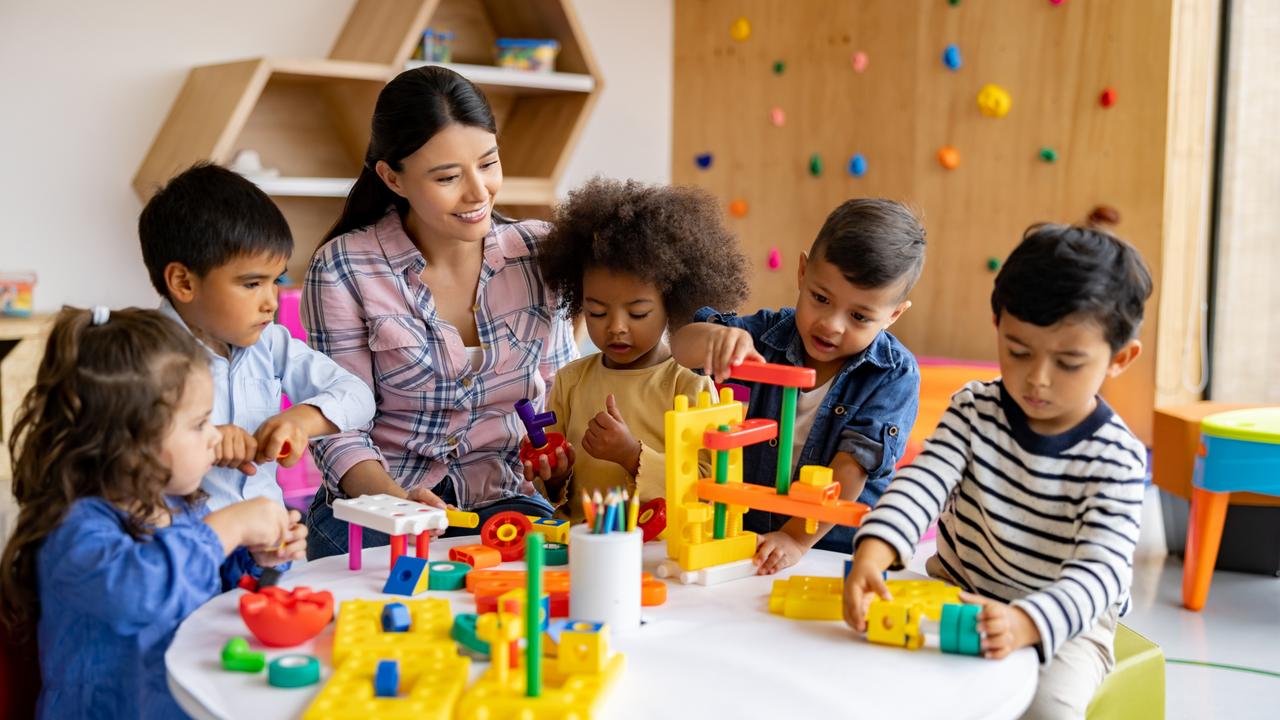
left=275, top=288, right=324, bottom=510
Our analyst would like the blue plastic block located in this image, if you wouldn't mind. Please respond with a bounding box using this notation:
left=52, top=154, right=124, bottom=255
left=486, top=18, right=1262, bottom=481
left=382, top=556, right=430, bottom=596
left=943, top=44, right=962, bottom=70
left=374, top=659, right=400, bottom=697
left=381, top=602, right=411, bottom=633
left=848, top=154, right=868, bottom=177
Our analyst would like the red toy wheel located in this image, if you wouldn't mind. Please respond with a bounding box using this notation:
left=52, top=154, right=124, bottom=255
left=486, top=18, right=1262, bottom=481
left=637, top=498, right=667, bottom=543
left=480, top=511, right=533, bottom=561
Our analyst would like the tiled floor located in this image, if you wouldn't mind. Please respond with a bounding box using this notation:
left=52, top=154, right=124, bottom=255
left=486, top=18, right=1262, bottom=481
left=1121, top=488, right=1280, bottom=717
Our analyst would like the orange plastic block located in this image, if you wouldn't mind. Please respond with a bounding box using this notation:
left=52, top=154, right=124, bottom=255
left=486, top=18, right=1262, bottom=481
left=466, top=570, right=667, bottom=607
left=449, top=544, right=502, bottom=569
left=702, top=418, right=778, bottom=450
left=696, top=480, right=869, bottom=527
left=725, top=360, right=816, bottom=389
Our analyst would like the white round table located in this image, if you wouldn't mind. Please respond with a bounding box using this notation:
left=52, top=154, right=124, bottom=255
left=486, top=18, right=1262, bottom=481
left=168, top=536, right=1037, bottom=719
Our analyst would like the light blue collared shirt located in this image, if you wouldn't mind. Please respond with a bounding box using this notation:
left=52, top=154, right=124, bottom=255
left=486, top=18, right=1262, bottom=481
left=159, top=299, right=376, bottom=509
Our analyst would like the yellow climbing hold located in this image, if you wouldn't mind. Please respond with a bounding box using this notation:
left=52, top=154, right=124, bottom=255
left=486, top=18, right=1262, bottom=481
left=730, top=17, right=751, bottom=42
left=976, top=84, right=1012, bottom=118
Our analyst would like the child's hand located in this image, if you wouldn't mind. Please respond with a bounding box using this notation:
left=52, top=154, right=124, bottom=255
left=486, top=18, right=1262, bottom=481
left=703, top=326, right=764, bottom=383
left=522, top=442, right=576, bottom=485
left=581, top=395, right=641, bottom=474
left=754, top=531, right=806, bottom=574
left=842, top=538, right=896, bottom=632
left=254, top=414, right=307, bottom=467
left=215, top=424, right=258, bottom=475
left=205, top=496, right=292, bottom=554
left=249, top=509, right=308, bottom=565
left=959, top=593, right=1041, bottom=660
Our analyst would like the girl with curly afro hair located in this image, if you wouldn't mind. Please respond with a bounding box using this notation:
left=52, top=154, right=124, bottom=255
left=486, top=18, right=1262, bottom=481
left=529, top=177, right=749, bottom=522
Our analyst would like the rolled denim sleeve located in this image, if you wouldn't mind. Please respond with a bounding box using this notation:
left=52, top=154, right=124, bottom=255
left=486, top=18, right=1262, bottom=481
left=836, top=358, right=920, bottom=482
left=692, top=306, right=782, bottom=339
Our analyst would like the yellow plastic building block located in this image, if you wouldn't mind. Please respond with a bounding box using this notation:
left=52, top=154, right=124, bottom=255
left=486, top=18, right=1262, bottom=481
left=556, top=621, right=610, bottom=675
left=528, top=516, right=571, bottom=544
left=865, top=580, right=964, bottom=650
left=767, top=576, right=844, bottom=620
left=331, top=598, right=454, bottom=666
left=455, top=641, right=625, bottom=720
left=303, top=649, right=469, bottom=720
left=679, top=532, right=757, bottom=571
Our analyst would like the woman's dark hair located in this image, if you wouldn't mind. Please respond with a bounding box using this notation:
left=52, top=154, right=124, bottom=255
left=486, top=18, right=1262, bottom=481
left=539, top=177, right=750, bottom=327
left=323, top=66, right=498, bottom=243
left=991, top=224, right=1153, bottom=351
left=0, top=307, right=207, bottom=635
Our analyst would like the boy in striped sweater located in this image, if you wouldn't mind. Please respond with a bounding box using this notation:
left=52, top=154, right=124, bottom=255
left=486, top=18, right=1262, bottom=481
left=844, top=224, right=1152, bottom=720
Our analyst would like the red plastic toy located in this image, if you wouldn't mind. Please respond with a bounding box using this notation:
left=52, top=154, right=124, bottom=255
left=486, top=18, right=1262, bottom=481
left=637, top=498, right=667, bottom=542
left=514, top=399, right=569, bottom=471
left=480, top=511, right=533, bottom=561
left=239, top=586, right=334, bottom=647
left=725, top=360, right=816, bottom=389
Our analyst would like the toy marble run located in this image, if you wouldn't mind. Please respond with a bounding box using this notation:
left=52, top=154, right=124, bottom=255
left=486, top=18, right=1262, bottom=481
left=658, top=360, right=872, bottom=585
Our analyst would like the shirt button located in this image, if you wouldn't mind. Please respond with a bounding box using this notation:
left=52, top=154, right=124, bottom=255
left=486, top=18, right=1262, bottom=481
left=768, top=438, right=778, bottom=448
left=460, top=377, right=472, bottom=388
left=472, top=304, right=481, bottom=313
left=888, top=426, right=899, bottom=436
left=481, top=343, right=491, bottom=350
left=448, top=437, right=459, bottom=447
left=834, top=406, right=847, bottom=416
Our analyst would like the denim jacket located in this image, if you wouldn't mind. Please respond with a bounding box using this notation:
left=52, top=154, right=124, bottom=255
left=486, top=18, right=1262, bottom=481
left=694, top=306, right=920, bottom=552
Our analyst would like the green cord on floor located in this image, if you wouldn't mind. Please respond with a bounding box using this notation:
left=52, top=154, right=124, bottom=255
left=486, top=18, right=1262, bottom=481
left=1165, top=658, right=1280, bottom=679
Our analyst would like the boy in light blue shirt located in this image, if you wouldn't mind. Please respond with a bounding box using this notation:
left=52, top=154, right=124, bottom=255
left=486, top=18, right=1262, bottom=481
left=140, top=163, right=376, bottom=509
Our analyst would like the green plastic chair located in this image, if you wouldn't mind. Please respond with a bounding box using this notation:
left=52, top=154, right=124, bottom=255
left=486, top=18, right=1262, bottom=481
left=1087, top=624, right=1165, bottom=720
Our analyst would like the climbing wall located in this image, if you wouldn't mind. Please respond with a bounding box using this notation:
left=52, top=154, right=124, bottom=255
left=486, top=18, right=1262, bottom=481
left=673, top=0, right=1195, bottom=442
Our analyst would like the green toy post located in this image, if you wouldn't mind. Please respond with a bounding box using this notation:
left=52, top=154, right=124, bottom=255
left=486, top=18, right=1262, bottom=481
left=713, top=424, right=730, bottom=539
left=526, top=532, right=544, bottom=697
left=776, top=386, right=798, bottom=495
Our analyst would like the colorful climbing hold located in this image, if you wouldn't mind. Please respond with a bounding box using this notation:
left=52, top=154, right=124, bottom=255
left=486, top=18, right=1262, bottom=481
left=937, top=146, right=960, bottom=170
left=730, top=17, right=751, bottom=42
left=848, top=154, right=868, bottom=177
left=942, top=45, right=962, bottom=71
left=773, top=60, right=785, bottom=75
left=729, top=199, right=749, bottom=218
left=1100, top=87, right=1117, bottom=108
left=1039, top=147, right=1058, bottom=163
left=1049, top=0, right=1066, bottom=5
left=809, top=153, right=823, bottom=177
left=949, top=0, right=962, bottom=5
left=986, top=257, right=1001, bottom=272
left=1088, top=205, right=1121, bottom=227
left=695, top=153, right=713, bottom=170
left=851, top=51, right=869, bottom=73
left=770, top=107, right=786, bottom=127
left=767, top=248, right=782, bottom=270
left=976, top=83, right=1012, bottom=117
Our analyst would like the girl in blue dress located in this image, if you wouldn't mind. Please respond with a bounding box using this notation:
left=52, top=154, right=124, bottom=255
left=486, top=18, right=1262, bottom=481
left=0, top=306, right=308, bottom=719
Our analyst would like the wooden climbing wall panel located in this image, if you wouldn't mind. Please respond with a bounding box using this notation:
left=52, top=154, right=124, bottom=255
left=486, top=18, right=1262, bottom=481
left=673, top=0, right=1214, bottom=442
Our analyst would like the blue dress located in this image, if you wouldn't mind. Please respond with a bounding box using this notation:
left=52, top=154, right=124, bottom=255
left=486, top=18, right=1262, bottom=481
left=35, top=497, right=258, bottom=719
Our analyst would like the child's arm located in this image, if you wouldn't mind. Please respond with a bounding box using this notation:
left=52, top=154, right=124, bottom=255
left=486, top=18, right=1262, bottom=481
left=754, top=451, right=867, bottom=574
left=842, top=384, right=981, bottom=630
left=527, top=369, right=576, bottom=505
left=670, top=322, right=763, bottom=383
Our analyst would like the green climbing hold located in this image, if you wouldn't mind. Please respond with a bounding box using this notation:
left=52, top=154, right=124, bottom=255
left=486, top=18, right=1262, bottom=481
left=986, top=257, right=1001, bottom=272
left=773, top=60, right=785, bottom=75
left=949, top=0, right=962, bottom=6
left=808, top=153, right=823, bottom=177
left=1039, top=147, right=1058, bottom=163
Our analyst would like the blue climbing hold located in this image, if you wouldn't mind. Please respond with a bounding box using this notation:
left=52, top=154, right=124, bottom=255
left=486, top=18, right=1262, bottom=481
left=848, top=154, right=868, bottom=177
left=943, top=45, right=962, bottom=71
left=695, top=153, right=713, bottom=170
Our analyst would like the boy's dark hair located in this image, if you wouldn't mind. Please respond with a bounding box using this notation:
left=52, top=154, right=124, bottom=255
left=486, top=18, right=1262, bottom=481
left=808, top=199, right=927, bottom=299
left=991, top=224, right=1153, bottom=351
left=540, top=177, right=749, bottom=326
left=138, top=162, right=293, bottom=297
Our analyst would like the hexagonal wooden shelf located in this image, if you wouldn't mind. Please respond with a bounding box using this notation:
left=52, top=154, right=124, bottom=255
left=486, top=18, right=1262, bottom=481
left=134, top=0, right=600, bottom=278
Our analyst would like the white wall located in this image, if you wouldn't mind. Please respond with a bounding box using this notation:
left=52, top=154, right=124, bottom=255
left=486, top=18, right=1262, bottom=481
left=0, top=0, right=672, bottom=313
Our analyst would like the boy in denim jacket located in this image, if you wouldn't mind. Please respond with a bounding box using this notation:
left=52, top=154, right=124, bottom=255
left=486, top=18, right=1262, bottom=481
left=672, top=199, right=925, bottom=571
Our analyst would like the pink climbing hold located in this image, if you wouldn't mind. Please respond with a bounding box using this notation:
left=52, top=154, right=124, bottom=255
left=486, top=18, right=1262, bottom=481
left=767, top=248, right=782, bottom=270
left=851, top=51, right=869, bottom=73
left=770, top=107, right=786, bottom=127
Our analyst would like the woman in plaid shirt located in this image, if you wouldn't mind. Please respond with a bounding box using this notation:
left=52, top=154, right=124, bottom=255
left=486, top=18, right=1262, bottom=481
left=301, top=67, right=577, bottom=559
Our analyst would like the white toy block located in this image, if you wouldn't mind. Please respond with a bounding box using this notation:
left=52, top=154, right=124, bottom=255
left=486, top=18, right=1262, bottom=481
left=333, top=494, right=449, bottom=536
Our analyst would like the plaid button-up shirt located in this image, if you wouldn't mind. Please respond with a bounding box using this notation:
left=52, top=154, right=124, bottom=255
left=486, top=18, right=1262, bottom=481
left=302, top=210, right=577, bottom=508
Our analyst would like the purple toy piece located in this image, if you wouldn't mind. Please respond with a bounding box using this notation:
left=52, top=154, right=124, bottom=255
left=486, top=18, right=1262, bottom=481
left=514, top=399, right=556, bottom=449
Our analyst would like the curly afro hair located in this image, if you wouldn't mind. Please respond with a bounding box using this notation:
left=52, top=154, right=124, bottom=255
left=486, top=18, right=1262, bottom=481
left=540, top=177, right=749, bottom=327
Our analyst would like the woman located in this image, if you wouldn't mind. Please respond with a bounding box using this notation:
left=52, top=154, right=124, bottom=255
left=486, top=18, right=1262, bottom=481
left=302, top=66, right=576, bottom=559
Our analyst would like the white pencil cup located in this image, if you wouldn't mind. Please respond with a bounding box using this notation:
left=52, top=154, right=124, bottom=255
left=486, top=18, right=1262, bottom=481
left=568, top=525, right=642, bottom=633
